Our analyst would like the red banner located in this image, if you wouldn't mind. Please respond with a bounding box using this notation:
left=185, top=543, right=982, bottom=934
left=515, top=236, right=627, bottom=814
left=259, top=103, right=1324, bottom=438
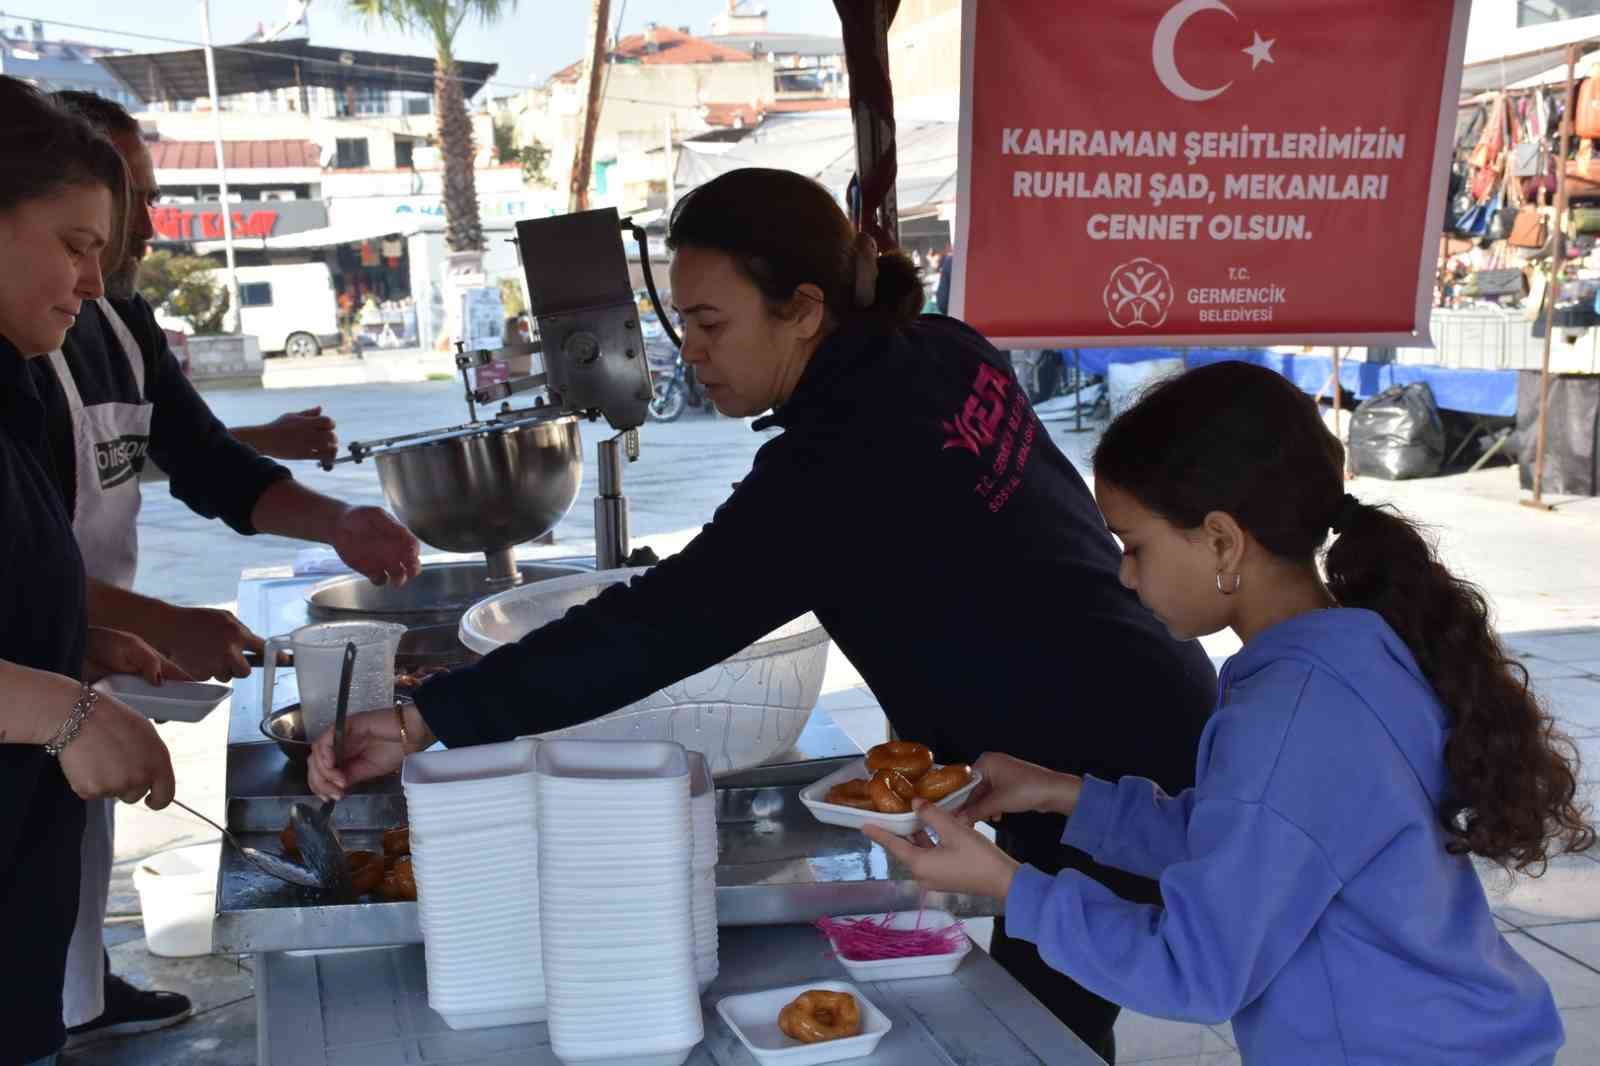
left=953, top=0, right=1469, bottom=347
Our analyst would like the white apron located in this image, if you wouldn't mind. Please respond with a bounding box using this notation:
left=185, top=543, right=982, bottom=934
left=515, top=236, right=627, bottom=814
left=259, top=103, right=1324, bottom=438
left=54, top=298, right=153, bottom=1027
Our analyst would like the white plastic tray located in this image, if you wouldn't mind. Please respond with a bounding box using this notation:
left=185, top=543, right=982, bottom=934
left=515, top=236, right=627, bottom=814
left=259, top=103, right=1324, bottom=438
left=822, top=910, right=971, bottom=982
left=798, top=759, right=983, bottom=837
left=93, top=675, right=230, bottom=723
left=716, top=980, right=890, bottom=1065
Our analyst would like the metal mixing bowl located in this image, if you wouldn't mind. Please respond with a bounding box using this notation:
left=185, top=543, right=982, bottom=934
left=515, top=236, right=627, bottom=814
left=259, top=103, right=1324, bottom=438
left=374, top=414, right=583, bottom=555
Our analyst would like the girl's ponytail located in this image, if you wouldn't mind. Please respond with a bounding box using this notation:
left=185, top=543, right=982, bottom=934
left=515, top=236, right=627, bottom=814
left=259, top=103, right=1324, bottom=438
left=1326, top=502, right=1593, bottom=869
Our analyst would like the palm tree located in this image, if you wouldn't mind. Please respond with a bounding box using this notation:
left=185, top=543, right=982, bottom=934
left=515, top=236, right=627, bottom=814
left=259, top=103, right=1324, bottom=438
left=348, top=0, right=516, bottom=253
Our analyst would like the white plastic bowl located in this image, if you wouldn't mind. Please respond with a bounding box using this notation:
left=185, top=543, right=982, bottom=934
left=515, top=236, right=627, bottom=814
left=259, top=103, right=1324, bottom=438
left=821, top=910, right=971, bottom=982
left=133, top=844, right=218, bottom=957
left=459, top=568, right=831, bottom=774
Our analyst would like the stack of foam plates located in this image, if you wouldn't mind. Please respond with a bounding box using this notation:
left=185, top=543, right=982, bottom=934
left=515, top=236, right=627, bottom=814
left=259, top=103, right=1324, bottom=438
left=536, top=740, right=703, bottom=1066
left=402, top=739, right=545, bottom=1030
left=688, top=752, right=719, bottom=991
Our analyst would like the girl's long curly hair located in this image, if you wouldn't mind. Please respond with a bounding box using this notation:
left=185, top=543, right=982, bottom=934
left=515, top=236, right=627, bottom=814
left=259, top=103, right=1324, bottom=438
left=1094, top=361, right=1593, bottom=871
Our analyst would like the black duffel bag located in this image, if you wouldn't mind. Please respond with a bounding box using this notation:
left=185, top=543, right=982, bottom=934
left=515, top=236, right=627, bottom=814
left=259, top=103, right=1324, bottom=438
left=1348, top=383, right=1446, bottom=480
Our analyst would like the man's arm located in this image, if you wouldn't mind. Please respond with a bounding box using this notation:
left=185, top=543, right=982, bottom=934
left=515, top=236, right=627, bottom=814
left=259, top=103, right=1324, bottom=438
left=231, top=406, right=339, bottom=462
left=248, top=480, right=421, bottom=587
left=86, top=580, right=264, bottom=681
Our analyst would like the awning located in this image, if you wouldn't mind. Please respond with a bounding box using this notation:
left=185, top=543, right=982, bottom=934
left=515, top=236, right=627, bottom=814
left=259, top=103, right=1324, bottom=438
left=97, top=39, right=497, bottom=105
left=192, top=214, right=423, bottom=254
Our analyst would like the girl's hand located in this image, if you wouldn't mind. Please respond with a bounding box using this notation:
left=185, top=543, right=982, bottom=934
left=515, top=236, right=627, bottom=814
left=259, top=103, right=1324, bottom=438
left=84, top=627, right=192, bottom=686
left=863, top=800, right=1021, bottom=901
left=957, top=752, right=1082, bottom=826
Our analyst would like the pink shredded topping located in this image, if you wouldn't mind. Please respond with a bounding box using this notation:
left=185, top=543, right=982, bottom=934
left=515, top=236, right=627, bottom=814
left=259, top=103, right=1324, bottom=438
left=815, top=908, right=967, bottom=961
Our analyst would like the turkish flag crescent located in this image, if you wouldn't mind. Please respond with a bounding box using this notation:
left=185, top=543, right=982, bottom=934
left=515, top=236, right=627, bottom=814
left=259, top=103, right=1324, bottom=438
left=952, top=0, right=1471, bottom=347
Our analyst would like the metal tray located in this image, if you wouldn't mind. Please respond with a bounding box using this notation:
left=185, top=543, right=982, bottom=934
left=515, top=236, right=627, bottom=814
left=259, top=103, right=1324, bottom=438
left=212, top=754, right=1001, bottom=955
left=305, top=561, right=582, bottom=625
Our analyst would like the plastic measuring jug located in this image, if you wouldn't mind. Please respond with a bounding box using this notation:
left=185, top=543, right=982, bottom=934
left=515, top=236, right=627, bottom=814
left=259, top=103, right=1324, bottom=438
left=260, top=621, right=407, bottom=742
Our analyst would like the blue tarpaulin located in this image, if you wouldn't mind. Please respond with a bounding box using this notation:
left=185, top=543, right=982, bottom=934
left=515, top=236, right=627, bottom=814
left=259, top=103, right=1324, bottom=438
left=1065, top=348, right=1518, bottom=417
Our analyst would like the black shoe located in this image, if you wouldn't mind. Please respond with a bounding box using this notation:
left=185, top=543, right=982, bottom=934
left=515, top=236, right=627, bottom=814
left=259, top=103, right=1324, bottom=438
left=64, top=973, right=192, bottom=1047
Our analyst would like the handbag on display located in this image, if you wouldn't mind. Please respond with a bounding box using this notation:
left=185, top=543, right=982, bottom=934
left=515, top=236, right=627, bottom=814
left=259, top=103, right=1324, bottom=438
left=1512, top=140, right=1547, bottom=177
left=1508, top=205, right=1551, bottom=249
left=1454, top=190, right=1501, bottom=238
left=1564, top=158, right=1600, bottom=201
left=1572, top=205, right=1600, bottom=234
left=1463, top=268, right=1526, bottom=298
left=1576, top=76, right=1600, bottom=140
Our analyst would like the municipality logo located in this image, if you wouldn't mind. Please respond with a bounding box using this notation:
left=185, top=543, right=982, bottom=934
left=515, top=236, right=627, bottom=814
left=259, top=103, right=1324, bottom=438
left=94, top=435, right=149, bottom=490
left=1104, top=259, right=1175, bottom=329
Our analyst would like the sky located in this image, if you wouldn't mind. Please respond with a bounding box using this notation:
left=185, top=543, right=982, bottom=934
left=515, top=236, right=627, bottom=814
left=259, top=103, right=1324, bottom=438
left=4, top=1, right=844, bottom=93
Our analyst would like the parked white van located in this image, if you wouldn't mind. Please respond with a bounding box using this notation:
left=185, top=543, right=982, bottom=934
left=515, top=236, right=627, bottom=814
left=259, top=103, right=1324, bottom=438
left=156, top=262, right=340, bottom=358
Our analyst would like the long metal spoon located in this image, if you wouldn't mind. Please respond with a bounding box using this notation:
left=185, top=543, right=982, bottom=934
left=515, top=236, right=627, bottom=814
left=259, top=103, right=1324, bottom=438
left=286, top=641, right=358, bottom=901
left=168, top=798, right=321, bottom=889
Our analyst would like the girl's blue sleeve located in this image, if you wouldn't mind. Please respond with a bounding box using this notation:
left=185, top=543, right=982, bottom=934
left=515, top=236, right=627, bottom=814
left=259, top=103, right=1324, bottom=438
left=1005, top=796, right=1342, bottom=1024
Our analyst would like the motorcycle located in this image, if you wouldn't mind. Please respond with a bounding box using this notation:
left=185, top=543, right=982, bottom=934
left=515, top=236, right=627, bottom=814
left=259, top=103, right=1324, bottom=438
left=647, top=349, right=713, bottom=422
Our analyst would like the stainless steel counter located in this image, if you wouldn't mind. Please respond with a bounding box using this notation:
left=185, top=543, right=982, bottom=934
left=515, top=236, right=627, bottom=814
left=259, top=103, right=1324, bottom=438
left=219, top=565, right=1002, bottom=954
left=256, top=924, right=1109, bottom=1066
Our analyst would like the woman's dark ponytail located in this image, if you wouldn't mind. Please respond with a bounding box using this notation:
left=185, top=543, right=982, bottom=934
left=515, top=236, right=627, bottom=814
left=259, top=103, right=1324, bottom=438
left=867, top=251, right=926, bottom=325
left=1096, top=361, right=1593, bottom=872
left=1326, top=503, right=1593, bottom=869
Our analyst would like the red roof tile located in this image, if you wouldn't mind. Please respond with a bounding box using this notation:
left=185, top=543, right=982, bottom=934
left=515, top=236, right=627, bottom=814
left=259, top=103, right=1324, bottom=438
left=701, top=102, right=764, bottom=128
left=553, top=26, right=755, bottom=81
left=148, top=139, right=321, bottom=170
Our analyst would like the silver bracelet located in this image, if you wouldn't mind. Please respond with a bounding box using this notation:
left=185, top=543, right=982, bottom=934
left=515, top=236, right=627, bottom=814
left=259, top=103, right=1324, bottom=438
left=44, top=685, right=99, bottom=757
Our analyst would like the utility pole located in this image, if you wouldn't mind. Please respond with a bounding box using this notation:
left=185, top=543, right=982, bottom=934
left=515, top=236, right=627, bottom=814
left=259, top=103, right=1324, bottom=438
left=569, top=0, right=612, bottom=213
left=200, top=0, right=242, bottom=332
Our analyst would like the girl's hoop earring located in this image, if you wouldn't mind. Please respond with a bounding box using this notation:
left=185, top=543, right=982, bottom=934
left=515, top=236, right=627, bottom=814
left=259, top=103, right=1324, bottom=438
left=1216, top=571, right=1242, bottom=596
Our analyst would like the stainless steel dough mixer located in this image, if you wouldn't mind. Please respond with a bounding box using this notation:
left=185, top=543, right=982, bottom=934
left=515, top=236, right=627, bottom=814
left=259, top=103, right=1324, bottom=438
left=321, top=208, right=658, bottom=584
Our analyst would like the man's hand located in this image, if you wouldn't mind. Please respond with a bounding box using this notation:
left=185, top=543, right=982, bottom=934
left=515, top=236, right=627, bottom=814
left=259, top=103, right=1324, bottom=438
left=150, top=606, right=265, bottom=681
left=332, top=507, right=422, bottom=587
left=863, top=800, right=1020, bottom=901
left=84, top=627, right=192, bottom=686
left=234, top=406, right=339, bottom=462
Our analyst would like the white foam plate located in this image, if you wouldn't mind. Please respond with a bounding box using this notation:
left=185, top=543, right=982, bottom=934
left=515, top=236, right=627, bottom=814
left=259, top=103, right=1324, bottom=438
left=93, top=675, right=230, bottom=723
left=716, top=980, right=890, bottom=1065
left=434, top=1003, right=548, bottom=1031
left=798, top=760, right=983, bottom=836
left=821, top=910, right=972, bottom=982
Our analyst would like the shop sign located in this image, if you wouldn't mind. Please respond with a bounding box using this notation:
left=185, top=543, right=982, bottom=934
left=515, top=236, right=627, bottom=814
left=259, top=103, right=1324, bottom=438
left=151, top=206, right=277, bottom=241
left=953, top=0, right=1471, bottom=346
left=150, top=199, right=330, bottom=244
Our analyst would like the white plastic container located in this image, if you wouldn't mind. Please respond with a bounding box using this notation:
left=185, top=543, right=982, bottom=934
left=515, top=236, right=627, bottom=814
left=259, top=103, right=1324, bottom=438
left=822, top=910, right=972, bottom=982
left=460, top=568, right=832, bottom=774
left=132, top=844, right=218, bottom=958
left=798, top=760, right=983, bottom=836
left=94, top=675, right=230, bottom=723
left=716, top=981, right=891, bottom=1065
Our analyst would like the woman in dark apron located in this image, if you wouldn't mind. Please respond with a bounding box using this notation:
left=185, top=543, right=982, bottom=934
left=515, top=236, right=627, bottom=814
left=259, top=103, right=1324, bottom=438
left=0, top=76, right=177, bottom=1066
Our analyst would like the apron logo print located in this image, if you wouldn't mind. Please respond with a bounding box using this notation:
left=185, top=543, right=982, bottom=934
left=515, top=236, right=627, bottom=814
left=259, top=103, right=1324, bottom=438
left=94, top=435, right=149, bottom=491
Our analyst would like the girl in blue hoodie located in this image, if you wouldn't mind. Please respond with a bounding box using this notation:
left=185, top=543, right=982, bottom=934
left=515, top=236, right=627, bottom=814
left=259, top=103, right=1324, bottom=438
left=868, top=361, right=1593, bottom=1066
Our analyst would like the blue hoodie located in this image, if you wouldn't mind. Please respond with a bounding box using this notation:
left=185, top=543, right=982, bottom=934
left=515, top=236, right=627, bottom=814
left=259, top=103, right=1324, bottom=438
left=1005, top=609, right=1562, bottom=1066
